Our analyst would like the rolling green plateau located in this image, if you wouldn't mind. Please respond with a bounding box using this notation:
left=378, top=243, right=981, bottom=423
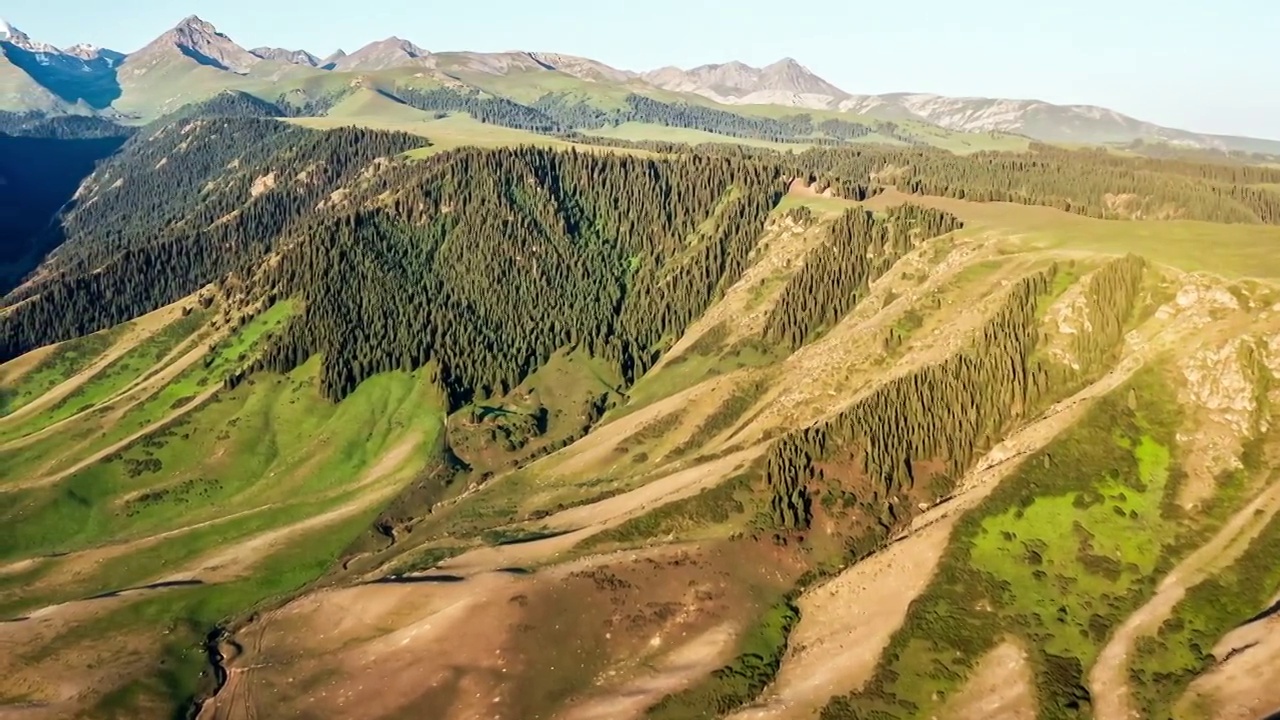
left=3, top=14, right=1280, bottom=720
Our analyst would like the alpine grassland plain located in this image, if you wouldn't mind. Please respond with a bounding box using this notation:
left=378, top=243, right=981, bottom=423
left=865, top=190, right=1280, bottom=279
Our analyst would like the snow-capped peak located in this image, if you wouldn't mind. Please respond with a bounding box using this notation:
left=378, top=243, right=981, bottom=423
left=0, top=17, right=63, bottom=54
left=0, top=17, right=22, bottom=40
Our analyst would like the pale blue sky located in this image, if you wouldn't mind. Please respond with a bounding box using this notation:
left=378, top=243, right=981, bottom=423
left=8, top=0, right=1279, bottom=139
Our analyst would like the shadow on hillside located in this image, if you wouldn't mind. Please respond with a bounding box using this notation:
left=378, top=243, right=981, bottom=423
left=0, top=42, right=122, bottom=108
left=367, top=574, right=467, bottom=585
left=86, top=579, right=205, bottom=600
left=1245, top=598, right=1280, bottom=625
left=0, top=134, right=126, bottom=296
left=177, top=45, right=253, bottom=75
left=490, top=529, right=574, bottom=547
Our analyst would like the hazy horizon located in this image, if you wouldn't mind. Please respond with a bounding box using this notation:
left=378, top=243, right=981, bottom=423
left=7, top=0, right=1279, bottom=141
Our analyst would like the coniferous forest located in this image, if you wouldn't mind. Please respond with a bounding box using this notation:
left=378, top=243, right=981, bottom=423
left=5, top=110, right=1277, bottom=399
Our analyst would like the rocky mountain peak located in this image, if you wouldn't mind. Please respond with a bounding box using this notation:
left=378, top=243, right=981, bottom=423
left=759, top=57, right=846, bottom=97
left=0, top=18, right=60, bottom=54
left=175, top=15, right=218, bottom=35
left=641, top=56, right=849, bottom=108
left=127, top=14, right=261, bottom=75
left=384, top=37, right=428, bottom=55
left=62, top=43, right=125, bottom=66
left=327, top=36, right=431, bottom=72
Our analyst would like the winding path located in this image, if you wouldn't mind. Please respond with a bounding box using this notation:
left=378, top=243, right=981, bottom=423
left=1088, top=475, right=1280, bottom=720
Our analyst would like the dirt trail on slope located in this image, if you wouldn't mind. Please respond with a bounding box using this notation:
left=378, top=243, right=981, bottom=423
left=165, top=434, right=424, bottom=585
left=1182, top=607, right=1280, bottom=719
left=557, top=622, right=739, bottom=720
left=941, top=641, right=1037, bottom=720
left=0, top=325, right=217, bottom=455
left=1089, top=476, right=1280, bottom=720
left=0, top=301, right=186, bottom=427
left=726, top=351, right=1143, bottom=719
left=4, top=383, right=221, bottom=492
left=0, top=433, right=428, bottom=714
left=727, top=519, right=952, bottom=720
left=549, top=376, right=732, bottom=480
left=6, top=433, right=425, bottom=624
left=426, top=446, right=762, bottom=578
left=200, top=448, right=761, bottom=720
left=0, top=505, right=273, bottom=599
left=0, top=345, right=55, bottom=385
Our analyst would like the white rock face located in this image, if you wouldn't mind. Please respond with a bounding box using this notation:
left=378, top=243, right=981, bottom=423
left=1180, top=339, right=1257, bottom=437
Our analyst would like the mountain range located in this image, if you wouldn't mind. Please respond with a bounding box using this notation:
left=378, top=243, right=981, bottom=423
left=2, top=15, right=1280, bottom=154
left=6, top=8, right=1280, bottom=720
left=2, top=15, right=1278, bottom=152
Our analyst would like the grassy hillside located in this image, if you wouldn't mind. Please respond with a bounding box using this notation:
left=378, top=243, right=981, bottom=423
left=863, top=189, right=1280, bottom=278
left=5, top=125, right=1280, bottom=720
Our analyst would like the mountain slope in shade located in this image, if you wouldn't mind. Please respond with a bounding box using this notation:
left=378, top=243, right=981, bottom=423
left=0, top=51, right=70, bottom=112
left=0, top=19, right=124, bottom=109
left=328, top=37, right=431, bottom=72
left=319, top=49, right=346, bottom=69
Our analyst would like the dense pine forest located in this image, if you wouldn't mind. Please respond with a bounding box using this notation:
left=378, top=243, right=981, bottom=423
left=381, top=86, right=890, bottom=143
left=0, top=111, right=132, bottom=139
left=798, top=144, right=1280, bottom=223
left=0, top=118, right=424, bottom=355
left=763, top=204, right=963, bottom=350
left=764, top=253, right=1148, bottom=559
left=3, top=106, right=1274, bottom=396
left=252, top=148, right=784, bottom=405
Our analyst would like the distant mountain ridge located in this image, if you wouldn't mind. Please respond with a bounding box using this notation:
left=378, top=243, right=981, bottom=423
left=1, top=14, right=1276, bottom=154
left=327, top=37, right=430, bottom=72
left=250, top=47, right=321, bottom=67
left=642, top=62, right=1280, bottom=153
left=642, top=58, right=847, bottom=109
